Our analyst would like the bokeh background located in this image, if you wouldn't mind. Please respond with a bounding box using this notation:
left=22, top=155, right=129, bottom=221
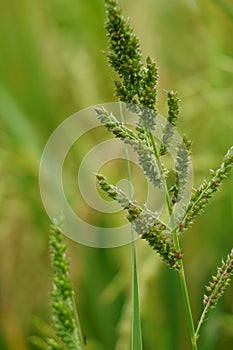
left=0, top=0, right=233, bottom=349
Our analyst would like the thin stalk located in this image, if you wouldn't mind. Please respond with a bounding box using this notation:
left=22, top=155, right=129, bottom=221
left=131, top=242, right=143, bottom=350
left=120, top=104, right=143, bottom=350
left=148, top=132, right=198, bottom=350
left=178, top=263, right=198, bottom=350
left=194, top=303, right=209, bottom=342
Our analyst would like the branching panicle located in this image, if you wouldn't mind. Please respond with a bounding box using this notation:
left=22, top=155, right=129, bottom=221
left=99, top=1, right=233, bottom=346
left=180, top=146, right=233, bottom=231
left=38, top=2, right=233, bottom=349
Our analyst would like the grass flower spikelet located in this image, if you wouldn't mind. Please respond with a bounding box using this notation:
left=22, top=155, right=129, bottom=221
left=104, top=0, right=158, bottom=129
left=203, top=248, right=233, bottom=310
left=173, top=136, right=192, bottom=203
left=96, top=174, right=182, bottom=270
left=104, top=0, right=143, bottom=104
left=180, top=146, right=233, bottom=231
left=195, top=248, right=233, bottom=339
left=96, top=107, right=162, bottom=187
left=160, top=90, right=180, bottom=156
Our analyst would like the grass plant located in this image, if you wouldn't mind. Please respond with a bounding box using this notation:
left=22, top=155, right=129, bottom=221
left=44, top=1, right=233, bottom=349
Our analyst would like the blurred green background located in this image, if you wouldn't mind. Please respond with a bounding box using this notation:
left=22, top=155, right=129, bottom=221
left=0, top=0, right=232, bottom=349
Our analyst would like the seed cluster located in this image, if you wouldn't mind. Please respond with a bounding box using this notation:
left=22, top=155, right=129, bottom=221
left=96, top=174, right=182, bottom=270
left=160, top=90, right=180, bottom=156
left=203, top=249, right=233, bottom=311
left=180, top=146, right=233, bottom=231
left=173, top=136, right=192, bottom=203
left=104, top=0, right=158, bottom=129
left=96, top=107, right=162, bottom=187
left=48, top=220, right=82, bottom=350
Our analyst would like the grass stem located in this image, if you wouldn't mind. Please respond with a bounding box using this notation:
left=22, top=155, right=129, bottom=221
left=149, top=131, right=198, bottom=350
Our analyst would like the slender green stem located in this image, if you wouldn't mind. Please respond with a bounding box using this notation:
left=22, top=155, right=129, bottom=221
left=195, top=305, right=208, bottom=342
left=131, top=245, right=143, bottom=350
left=178, top=263, right=198, bottom=350
left=148, top=132, right=198, bottom=350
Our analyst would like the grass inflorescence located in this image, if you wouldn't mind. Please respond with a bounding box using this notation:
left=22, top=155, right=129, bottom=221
left=48, top=219, right=84, bottom=350
left=94, top=1, right=233, bottom=349
left=43, top=1, right=232, bottom=349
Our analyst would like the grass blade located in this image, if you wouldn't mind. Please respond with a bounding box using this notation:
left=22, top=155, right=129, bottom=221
left=119, top=104, right=143, bottom=350
left=131, top=245, right=143, bottom=350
